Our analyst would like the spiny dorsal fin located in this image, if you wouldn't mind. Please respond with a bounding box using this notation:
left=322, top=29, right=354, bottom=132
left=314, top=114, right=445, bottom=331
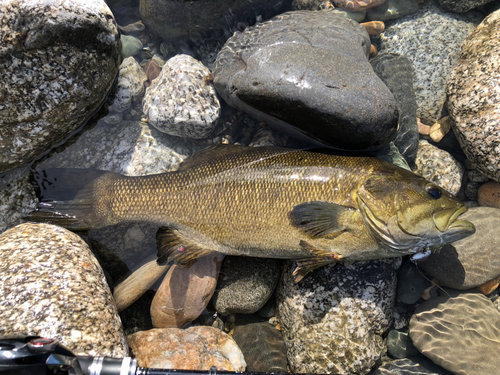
left=156, top=226, right=215, bottom=267
left=289, top=201, right=355, bottom=238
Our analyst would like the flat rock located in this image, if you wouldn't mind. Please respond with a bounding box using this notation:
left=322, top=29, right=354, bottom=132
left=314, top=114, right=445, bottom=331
left=0, top=223, right=127, bottom=357
left=0, top=0, right=121, bottom=172
left=378, top=0, right=482, bottom=124
left=447, top=9, right=500, bottom=182
left=409, top=291, right=500, bottom=375
left=374, top=356, right=453, bottom=374
left=213, top=10, right=398, bottom=151
left=277, top=259, right=398, bottom=374
left=418, top=207, right=500, bottom=290
left=127, top=326, right=246, bottom=370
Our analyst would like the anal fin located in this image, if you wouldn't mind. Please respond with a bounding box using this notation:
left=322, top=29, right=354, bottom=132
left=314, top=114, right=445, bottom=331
left=156, top=226, right=215, bottom=267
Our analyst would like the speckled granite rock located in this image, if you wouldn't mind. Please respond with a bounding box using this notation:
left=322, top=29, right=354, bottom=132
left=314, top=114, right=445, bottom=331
left=39, top=120, right=191, bottom=175
left=371, top=53, right=419, bottom=166
left=0, top=223, right=127, bottom=357
left=143, top=55, right=220, bottom=139
left=366, top=0, right=419, bottom=21
left=378, top=0, right=482, bottom=124
left=409, top=291, right=500, bottom=375
left=108, top=57, right=147, bottom=113
left=127, top=326, right=246, bottom=370
left=439, top=0, right=495, bottom=12
left=277, top=259, right=398, bottom=374
left=374, top=356, right=453, bottom=374
left=0, top=0, right=121, bottom=172
left=213, top=10, right=398, bottom=151
left=211, top=257, right=281, bottom=315
left=447, top=9, right=500, bottom=182
left=418, top=207, right=500, bottom=290
left=232, top=322, right=288, bottom=373
left=413, top=140, right=464, bottom=195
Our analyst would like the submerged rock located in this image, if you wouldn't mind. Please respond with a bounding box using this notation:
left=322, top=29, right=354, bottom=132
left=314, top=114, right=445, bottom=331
left=374, top=356, right=453, bottom=374
left=213, top=10, right=398, bottom=151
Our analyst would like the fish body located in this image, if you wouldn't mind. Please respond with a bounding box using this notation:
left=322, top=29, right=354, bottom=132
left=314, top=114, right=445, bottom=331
left=27, top=145, right=475, bottom=281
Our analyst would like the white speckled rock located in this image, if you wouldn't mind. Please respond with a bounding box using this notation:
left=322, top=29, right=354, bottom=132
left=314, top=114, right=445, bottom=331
left=413, top=140, right=464, bottom=195
left=277, top=259, right=398, bottom=374
left=447, top=9, right=500, bottom=182
left=0, top=223, right=127, bottom=357
left=109, top=57, right=148, bottom=113
left=143, top=54, right=220, bottom=139
left=378, top=0, right=482, bottom=124
left=0, top=0, right=121, bottom=172
left=39, top=120, right=191, bottom=175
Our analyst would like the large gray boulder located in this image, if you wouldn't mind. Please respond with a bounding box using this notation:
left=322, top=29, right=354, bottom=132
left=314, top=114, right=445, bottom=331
left=213, top=10, right=399, bottom=151
left=0, top=0, right=121, bottom=172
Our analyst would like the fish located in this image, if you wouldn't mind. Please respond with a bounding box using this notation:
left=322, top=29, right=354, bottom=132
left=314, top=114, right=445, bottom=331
left=25, top=145, right=475, bottom=282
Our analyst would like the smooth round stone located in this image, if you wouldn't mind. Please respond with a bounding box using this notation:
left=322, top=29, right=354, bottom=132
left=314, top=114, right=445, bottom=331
left=0, top=223, right=127, bottom=357
left=120, top=34, right=143, bottom=59
left=478, top=181, right=500, bottom=208
left=374, top=356, right=454, bottom=374
left=211, top=257, right=281, bottom=315
left=213, top=10, right=398, bottom=151
left=447, top=9, right=500, bottom=182
left=396, top=262, right=427, bottom=305
left=409, top=291, right=500, bottom=375
left=386, top=329, right=419, bottom=359
left=418, top=207, right=500, bottom=290
left=231, top=322, right=288, bottom=373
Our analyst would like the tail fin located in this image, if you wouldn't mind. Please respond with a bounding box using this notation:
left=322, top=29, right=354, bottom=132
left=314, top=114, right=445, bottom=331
left=24, top=168, right=114, bottom=231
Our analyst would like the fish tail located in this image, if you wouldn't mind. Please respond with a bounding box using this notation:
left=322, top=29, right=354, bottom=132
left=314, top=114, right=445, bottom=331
left=24, top=168, right=119, bottom=231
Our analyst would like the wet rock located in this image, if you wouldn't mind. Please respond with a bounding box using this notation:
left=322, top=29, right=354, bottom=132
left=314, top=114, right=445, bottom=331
left=378, top=0, right=482, bottom=124
left=418, top=207, right=500, bottom=290
left=467, top=169, right=489, bottom=183
left=464, top=181, right=481, bottom=201
left=413, top=140, right=464, bottom=195
left=291, top=0, right=335, bottom=10
left=211, top=257, right=281, bottom=315
left=374, top=356, right=453, bottom=374
left=144, top=60, right=162, bottom=87
left=371, top=53, right=419, bottom=166
left=213, top=11, right=398, bottom=151
left=366, top=0, right=419, bottom=21
left=409, top=291, right=500, bottom=375
left=333, top=0, right=387, bottom=12
left=429, top=116, right=452, bottom=143
left=361, top=21, right=386, bottom=35
left=109, top=57, right=148, bottom=113
left=143, top=55, right=220, bottom=139
left=118, top=20, right=145, bottom=36
left=127, top=326, right=246, bottom=370
left=277, top=259, right=398, bottom=374
left=447, top=9, right=500, bottom=182
left=249, top=128, right=290, bottom=147
left=120, top=34, right=143, bottom=59
left=478, top=181, right=500, bottom=208
left=332, top=8, right=368, bottom=22
left=151, top=254, right=223, bottom=328
left=0, top=223, right=127, bottom=357
left=438, top=0, right=495, bottom=12
left=397, top=262, right=427, bottom=305
left=232, top=322, right=288, bottom=373
left=386, top=329, right=419, bottom=359
left=0, top=0, right=121, bottom=172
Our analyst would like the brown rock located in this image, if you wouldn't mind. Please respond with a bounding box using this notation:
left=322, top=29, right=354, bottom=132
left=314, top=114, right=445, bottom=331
left=127, top=327, right=246, bottom=370
left=333, top=0, right=386, bottom=12
left=369, top=44, right=377, bottom=58
left=151, top=253, right=223, bottom=328
left=478, top=181, right=500, bottom=209
left=417, top=118, right=431, bottom=135
left=477, top=276, right=500, bottom=295
left=429, top=116, right=451, bottom=142
left=361, top=21, right=385, bottom=35
left=144, top=60, right=162, bottom=85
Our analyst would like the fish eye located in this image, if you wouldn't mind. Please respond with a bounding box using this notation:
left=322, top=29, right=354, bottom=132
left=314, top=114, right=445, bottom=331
left=425, top=184, right=442, bottom=199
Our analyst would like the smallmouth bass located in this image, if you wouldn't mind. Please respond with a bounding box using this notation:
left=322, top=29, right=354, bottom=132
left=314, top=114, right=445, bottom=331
left=26, top=145, right=475, bottom=281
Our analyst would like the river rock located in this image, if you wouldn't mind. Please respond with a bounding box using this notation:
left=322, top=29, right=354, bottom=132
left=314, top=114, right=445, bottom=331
left=211, top=257, right=281, bottom=315
left=277, top=259, right=398, bottom=374
left=371, top=53, right=419, bottom=166
left=438, top=0, right=495, bottom=12
left=409, top=291, right=500, bottom=375
left=447, top=9, right=500, bottom=182
left=213, top=10, right=398, bottom=151
left=232, top=322, right=288, bottom=373
left=0, top=223, right=127, bottom=357
left=151, top=253, right=223, bottom=328
left=108, top=57, right=147, bottom=113
left=378, top=0, right=482, bottom=124
left=292, top=0, right=335, bottom=10
left=374, top=356, right=453, bottom=375
left=386, top=329, right=419, bottom=359
left=366, top=0, right=419, bottom=21
left=418, top=207, right=500, bottom=290
left=413, top=140, right=464, bottom=195
left=0, top=0, right=121, bottom=172
left=127, top=326, right=246, bottom=370
left=478, top=181, right=500, bottom=208
left=120, top=34, right=143, bottom=59
left=396, top=261, right=427, bottom=305
left=333, top=0, right=386, bottom=12
left=143, top=54, right=220, bottom=139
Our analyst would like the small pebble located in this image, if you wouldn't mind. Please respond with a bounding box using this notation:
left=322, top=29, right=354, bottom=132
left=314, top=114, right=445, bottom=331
left=478, top=181, right=500, bottom=209
left=361, top=21, right=385, bottom=35
left=417, top=118, right=431, bottom=135
left=429, top=116, right=451, bottom=143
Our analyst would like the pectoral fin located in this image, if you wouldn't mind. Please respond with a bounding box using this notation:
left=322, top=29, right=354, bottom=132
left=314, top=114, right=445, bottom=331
left=156, top=226, right=215, bottom=267
left=291, top=240, right=343, bottom=282
left=289, top=201, right=355, bottom=238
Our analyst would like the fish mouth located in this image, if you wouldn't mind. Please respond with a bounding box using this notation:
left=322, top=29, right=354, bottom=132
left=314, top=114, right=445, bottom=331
left=433, top=205, right=475, bottom=235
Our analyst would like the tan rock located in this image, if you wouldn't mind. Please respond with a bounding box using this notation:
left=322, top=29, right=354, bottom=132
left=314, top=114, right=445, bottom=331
left=369, top=44, right=377, bottom=58
left=127, top=327, right=246, bottom=371
left=417, top=118, right=431, bottom=135
left=361, top=21, right=385, bottom=36
left=478, top=181, right=500, bottom=209
left=429, top=116, right=451, bottom=142
left=333, top=0, right=386, bottom=13
left=151, top=253, right=223, bottom=328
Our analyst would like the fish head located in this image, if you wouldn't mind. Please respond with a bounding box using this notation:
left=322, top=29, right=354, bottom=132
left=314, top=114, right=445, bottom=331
left=356, top=170, right=475, bottom=252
